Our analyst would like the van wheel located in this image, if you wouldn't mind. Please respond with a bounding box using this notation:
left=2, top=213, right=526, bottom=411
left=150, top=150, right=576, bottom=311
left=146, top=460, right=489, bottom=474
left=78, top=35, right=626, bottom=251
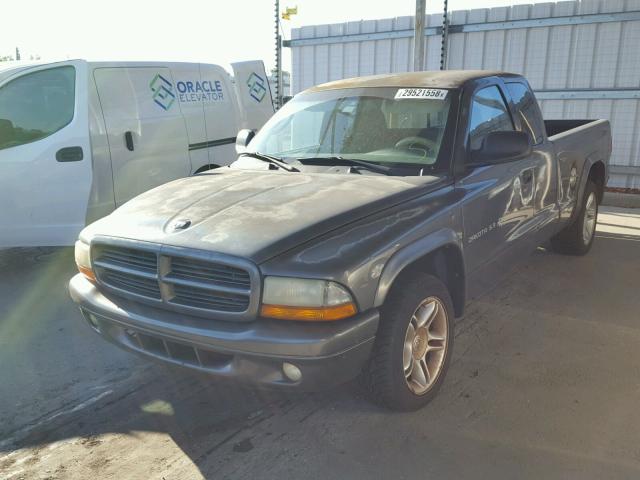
left=550, top=180, right=598, bottom=256
left=362, top=273, right=454, bottom=411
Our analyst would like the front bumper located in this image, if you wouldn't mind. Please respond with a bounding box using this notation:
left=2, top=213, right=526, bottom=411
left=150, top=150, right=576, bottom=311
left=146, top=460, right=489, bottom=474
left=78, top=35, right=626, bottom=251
left=69, top=274, right=379, bottom=390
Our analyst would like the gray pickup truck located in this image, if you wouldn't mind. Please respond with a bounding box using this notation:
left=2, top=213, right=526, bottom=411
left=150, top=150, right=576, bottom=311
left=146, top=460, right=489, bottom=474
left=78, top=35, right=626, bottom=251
left=69, top=70, right=611, bottom=410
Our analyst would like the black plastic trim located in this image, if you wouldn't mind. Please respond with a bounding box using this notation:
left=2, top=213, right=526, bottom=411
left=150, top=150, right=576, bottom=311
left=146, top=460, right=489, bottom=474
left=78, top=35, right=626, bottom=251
left=188, top=137, right=236, bottom=151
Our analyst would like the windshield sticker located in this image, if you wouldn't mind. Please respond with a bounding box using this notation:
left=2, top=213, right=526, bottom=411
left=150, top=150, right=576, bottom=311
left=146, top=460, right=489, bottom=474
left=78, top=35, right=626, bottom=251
left=394, top=88, right=448, bottom=100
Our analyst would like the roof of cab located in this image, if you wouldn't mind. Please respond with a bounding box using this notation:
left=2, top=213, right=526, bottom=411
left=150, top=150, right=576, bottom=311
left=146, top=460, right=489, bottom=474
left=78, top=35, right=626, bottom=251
left=307, top=70, right=521, bottom=92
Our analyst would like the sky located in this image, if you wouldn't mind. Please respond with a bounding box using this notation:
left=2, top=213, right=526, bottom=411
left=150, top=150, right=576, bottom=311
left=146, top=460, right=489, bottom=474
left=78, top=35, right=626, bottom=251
left=1, top=0, right=543, bottom=73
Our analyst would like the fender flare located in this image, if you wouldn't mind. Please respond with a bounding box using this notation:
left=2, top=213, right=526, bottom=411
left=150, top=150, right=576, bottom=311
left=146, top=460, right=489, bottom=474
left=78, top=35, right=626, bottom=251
left=570, top=155, right=606, bottom=223
left=373, top=228, right=465, bottom=308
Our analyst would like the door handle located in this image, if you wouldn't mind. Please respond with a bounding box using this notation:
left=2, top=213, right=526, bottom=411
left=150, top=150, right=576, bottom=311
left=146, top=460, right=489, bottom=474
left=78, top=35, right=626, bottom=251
left=519, top=168, right=535, bottom=205
left=124, top=131, right=134, bottom=151
left=56, top=146, right=84, bottom=162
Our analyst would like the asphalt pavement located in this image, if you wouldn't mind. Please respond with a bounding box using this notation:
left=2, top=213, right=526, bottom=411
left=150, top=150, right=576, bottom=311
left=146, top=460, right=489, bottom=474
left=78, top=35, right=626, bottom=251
left=1, top=206, right=639, bottom=479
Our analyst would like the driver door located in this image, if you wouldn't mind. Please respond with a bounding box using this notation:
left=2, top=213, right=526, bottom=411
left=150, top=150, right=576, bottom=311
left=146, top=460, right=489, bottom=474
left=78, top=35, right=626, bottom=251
left=0, top=61, right=92, bottom=247
left=458, top=83, right=536, bottom=298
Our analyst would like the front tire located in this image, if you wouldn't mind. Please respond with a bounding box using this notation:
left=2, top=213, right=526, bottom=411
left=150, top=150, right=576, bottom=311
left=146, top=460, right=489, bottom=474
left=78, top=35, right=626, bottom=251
left=363, top=273, right=454, bottom=411
left=551, top=180, right=599, bottom=255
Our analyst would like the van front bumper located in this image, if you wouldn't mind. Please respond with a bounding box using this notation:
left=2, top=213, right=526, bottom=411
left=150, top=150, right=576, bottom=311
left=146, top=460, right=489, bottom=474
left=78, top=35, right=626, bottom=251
left=69, top=274, right=379, bottom=390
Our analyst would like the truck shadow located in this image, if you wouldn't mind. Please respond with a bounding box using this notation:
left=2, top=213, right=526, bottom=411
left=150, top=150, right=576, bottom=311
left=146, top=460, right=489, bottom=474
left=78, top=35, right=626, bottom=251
left=1, top=363, right=377, bottom=475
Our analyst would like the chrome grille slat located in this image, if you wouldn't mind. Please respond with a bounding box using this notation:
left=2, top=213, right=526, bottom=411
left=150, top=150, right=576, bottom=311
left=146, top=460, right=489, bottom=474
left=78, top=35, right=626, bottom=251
left=92, top=243, right=254, bottom=318
left=162, top=275, right=250, bottom=296
left=97, top=248, right=157, bottom=273
left=170, top=284, right=249, bottom=312
left=100, top=256, right=156, bottom=272
left=169, top=257, right=251, bottom=289
left=93, top=260, right=158, bottom=279
left=99, top=270, right=161, bottom=299
left=171, top=287, right=248, bottom=305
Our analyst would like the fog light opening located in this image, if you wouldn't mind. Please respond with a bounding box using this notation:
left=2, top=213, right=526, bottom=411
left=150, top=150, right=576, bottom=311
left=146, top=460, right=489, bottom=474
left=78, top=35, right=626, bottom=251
left=86, top=313, right=100, bottom=331
left=282, top=362, right=302, bottom=382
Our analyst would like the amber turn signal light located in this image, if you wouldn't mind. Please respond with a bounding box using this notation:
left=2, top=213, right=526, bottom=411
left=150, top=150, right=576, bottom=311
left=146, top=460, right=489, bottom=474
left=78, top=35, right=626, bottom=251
left=78, top=265, right=96, bottom=282
left=260, top=302, right=357, bottom=321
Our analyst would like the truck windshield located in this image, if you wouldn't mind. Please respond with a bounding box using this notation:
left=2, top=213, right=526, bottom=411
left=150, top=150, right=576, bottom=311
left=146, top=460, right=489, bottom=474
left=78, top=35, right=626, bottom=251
left=248, top=87, right=455, bottom=173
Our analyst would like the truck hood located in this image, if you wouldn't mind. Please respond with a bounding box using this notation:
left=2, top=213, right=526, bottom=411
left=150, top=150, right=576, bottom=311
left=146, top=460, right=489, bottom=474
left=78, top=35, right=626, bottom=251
left=84, top=169, right=447, bottom=263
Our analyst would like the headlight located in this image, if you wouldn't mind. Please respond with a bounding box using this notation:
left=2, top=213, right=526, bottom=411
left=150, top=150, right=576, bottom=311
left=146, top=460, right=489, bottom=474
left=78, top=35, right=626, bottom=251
left=74, top=240, right=95, bottom=282
left=260, top=277, right=357, bottom=321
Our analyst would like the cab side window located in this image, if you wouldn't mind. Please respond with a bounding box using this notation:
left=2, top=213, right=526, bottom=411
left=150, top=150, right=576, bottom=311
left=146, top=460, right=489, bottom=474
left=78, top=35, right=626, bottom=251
left=506, top=82, right=545, bottom=145
left=468, top=85, right=514, bottom=152
left=0, top=66, right=75, bottom=150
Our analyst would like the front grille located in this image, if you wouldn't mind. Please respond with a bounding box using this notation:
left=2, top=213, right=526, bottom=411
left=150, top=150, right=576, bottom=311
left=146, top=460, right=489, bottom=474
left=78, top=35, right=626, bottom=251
left=171, top=284, right=249, bottom=312
left=100, top=269, right=162, bottom=299
left=92, top=243, right=255, bottom=319
left=96, top=246, right=157, bottom=274
left=167, top=256, right=251, bottom=289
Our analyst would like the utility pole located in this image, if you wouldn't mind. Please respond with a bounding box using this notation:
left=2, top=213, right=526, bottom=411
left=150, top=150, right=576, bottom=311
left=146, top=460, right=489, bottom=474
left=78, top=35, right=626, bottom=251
left=274, top=0, right=283, bottom=109
left=15, top=47, right=20, bottom=61
left=413, top=0, right=426, bottom=71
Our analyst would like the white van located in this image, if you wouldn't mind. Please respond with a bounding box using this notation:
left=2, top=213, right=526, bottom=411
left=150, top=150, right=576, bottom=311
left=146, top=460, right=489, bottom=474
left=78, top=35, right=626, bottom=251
left=0, top=59, right=275, bottom=247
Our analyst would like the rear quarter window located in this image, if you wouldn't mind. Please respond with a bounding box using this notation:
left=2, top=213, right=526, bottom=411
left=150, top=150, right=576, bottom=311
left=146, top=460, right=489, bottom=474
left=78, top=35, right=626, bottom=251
left=506, top=82, right=545, bottom=145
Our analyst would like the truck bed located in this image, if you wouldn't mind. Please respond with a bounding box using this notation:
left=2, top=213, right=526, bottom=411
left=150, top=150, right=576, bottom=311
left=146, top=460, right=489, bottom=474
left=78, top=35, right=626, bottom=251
left=544, top=118, right=611, bottom=218
left=544, top=118, right=611, bottom=155
left=544, top=119, right=597, bottom=138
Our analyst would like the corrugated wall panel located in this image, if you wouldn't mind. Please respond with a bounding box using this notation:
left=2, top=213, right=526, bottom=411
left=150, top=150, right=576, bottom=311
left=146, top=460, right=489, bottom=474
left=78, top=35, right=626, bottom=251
left=464, top=9, right=488, bottom=70
left=545, top=2, right=574, bottom=89
left=375, top=18, right=394, bottom=74
left=483, top=7, right=509, bottom=71
left=446, top=10, right=467, bottom=70
left=328, top=23, right=345, bottom=82
left=290, top=0, right=640, bottom=188
left=392, top=16, right=413, bottom=73
left=425, top=14, right=443, bottom=70
left=359, top=20, right=376, bottom=77
left=344, top=21, right=361, bottom=81
left=314, top=25, right=330, bottom=86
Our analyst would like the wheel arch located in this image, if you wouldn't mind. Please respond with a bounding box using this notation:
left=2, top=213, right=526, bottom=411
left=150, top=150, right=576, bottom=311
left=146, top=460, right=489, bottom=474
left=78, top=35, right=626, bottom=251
left=374, top=229, right=466, bottom=317
left=570, top=157, right=607, bottom=224
left=193, top=164, right=221, bottom=174
left=588, top=160, right=606, bottom=203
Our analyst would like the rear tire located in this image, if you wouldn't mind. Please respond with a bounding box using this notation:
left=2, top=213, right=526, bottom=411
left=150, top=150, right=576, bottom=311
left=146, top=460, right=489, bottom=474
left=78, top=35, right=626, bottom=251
left=362, top=273, right=454, bottom=411
left=550, top=180, right=599, bottom=256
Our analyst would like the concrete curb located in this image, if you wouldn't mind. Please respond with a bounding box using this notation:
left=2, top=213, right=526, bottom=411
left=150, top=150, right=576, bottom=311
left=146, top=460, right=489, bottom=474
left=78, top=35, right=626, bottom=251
left=602, top=192, right=640, bottom=208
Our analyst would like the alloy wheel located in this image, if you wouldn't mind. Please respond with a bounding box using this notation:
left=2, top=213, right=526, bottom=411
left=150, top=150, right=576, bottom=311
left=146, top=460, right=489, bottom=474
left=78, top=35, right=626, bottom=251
left=403, top=297, right=448, bottom=395
left=583, top=192, right=597, bottom=245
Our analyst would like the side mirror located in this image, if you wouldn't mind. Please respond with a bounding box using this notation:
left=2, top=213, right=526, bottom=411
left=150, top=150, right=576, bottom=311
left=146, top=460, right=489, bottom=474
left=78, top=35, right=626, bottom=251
left=471, top=130, right=532, bottom=165
left=235, top=129, right=256, bottom=154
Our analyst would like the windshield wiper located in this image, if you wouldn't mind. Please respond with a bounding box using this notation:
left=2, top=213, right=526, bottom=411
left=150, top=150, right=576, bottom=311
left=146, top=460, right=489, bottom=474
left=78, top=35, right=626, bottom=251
left=239, top=152, right=300, bottom=172
left=296, top=156, right=392, bottom=175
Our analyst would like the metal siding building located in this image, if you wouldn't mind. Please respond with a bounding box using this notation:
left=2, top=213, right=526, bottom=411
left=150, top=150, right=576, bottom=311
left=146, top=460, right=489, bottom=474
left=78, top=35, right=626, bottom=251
left=289, top=0, right=640, bottom=188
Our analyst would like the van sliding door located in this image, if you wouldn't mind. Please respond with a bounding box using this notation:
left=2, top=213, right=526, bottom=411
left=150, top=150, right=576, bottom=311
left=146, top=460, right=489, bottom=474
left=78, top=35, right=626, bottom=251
left=93, top=67, right=190, bottom=207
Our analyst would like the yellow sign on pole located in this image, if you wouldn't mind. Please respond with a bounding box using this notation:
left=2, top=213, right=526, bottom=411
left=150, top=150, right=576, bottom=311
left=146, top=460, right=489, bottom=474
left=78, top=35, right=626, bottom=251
left=282, top=6, right=298, bottom=20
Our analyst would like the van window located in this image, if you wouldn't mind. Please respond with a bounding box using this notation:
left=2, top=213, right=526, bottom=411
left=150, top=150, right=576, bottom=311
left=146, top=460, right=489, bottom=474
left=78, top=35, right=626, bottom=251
left=506, top=82, right=545, bottom=145
left=468, top=85, right=514, bottom=152
left=0, top=66, right=75, bottom=150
